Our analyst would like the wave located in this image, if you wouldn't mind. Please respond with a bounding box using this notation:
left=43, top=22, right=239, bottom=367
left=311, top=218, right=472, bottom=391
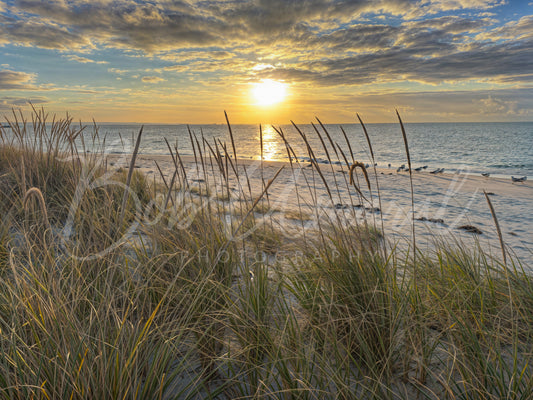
left=488, top=163, right=533, bottom=169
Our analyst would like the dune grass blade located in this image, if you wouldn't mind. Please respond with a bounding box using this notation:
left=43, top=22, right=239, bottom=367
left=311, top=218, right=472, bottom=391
left=396, top=110, right=416, bottom=260
left=291, top=121, right=334, bottom=203
left=348, top=162, right=370, bottom=202
left=316, top=117, right=341, bottom=161
left=340, top=126, right=355, bottom=164
left=23, top=187, right=51, bottom=234
left=118, top=125, right=143, bottom=229
left=484, top=190, right=507, bottom=267
left=357, top=113, right=387, bottom=256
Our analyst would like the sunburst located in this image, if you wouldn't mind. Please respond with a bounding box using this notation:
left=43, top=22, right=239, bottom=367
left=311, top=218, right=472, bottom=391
left=252, top=79, right=287, bottom=106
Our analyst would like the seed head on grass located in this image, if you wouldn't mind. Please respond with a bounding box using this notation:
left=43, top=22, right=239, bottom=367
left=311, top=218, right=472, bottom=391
left=348, top=161, right=371, bottom=203
left=23, top=187, right=50, bottom=231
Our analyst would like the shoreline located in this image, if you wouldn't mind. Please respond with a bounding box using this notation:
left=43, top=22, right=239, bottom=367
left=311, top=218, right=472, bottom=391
left=106, top=152, right=533, bottom=265
left=99, top=150, right=533, bottom=180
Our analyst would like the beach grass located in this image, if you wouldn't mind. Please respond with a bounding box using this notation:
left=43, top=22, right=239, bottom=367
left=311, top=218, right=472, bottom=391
left=0, top=108, right=532, bottom=399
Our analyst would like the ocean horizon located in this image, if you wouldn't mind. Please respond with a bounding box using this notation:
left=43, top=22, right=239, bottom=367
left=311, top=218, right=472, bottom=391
left=3, top=121, right=532, bottom=178
left=75, top=121, right=533, bottom=179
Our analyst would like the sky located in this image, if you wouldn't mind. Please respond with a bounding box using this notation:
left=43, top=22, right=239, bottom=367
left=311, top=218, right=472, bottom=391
left=0, top=0, right=532, bottom=124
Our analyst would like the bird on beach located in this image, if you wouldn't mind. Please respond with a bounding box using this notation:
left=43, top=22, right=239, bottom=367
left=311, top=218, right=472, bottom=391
left=414, top=167, right=423, bottom=172
left=512, top=176, right=527, bottom=183
left=481, top=172, right=490, bottom=177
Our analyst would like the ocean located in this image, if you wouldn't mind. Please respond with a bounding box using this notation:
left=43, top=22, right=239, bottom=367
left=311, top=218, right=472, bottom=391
left=85, top=122, right=533, bottom=179
left=3, top=121, right=531, bottom=178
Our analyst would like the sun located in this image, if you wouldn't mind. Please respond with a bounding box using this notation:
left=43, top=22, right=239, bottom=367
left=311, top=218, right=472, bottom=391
left=252, top=79, right=287, bottom=106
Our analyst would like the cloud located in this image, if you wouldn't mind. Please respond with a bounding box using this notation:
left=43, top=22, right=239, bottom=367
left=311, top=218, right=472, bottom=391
left=159, top=50, right=234, bottom=62
left=108, top=68, right=129, bottom=74
left=0, top=0, right=448, bottom=54
left=258, top=40, right=533, bottom=86
left=10, top=0, right=221, bottom=52
left=66, top=55, right=108, bottom=64
left=141, top=76, right=165, bottom=83
left=162, top=65, right=188, bottom=72
left=0, top=69, right=37, bottom=90
left=0, top=15, right=92, bottom=50
left=250, top=12, right=533, bottom=87
left=0, top=96, right=48, bottom=112
left=475, top=15, right=533, bottom=41
left=409, top=0, right=504, bottom=17
left=403, top=15, right=492, bottom=33
left=477, top=95, right=526, bottom=116
left=309, top=24, right=400, bottom=52
left=318, top=88, right=533, bottom=121
left=1, top=1, right=532, bottom=91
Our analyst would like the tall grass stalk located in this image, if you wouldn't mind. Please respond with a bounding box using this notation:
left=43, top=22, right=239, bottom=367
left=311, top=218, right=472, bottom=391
left=0, top=107, right=531, bottom=399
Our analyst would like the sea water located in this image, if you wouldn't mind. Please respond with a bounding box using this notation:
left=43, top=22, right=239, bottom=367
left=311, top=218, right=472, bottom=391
left=85, top=122, right=533, bottom=178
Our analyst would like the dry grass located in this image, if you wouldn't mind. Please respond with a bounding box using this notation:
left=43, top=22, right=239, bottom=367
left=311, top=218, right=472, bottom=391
left=284, top=209, right=313, bottom=221
left=0, top=107, right=531, bottom=399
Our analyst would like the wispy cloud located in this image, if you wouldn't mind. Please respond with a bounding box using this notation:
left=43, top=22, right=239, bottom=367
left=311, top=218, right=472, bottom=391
left=108, top=68, right=129, bottom=75
left=141, top=76, right=165, bottom=83
left=66, top=55, right=108, bottom=64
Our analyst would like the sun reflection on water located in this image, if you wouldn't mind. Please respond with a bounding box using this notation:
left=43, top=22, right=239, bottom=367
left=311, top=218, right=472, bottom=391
left=258, top=125, right=282, bottom=161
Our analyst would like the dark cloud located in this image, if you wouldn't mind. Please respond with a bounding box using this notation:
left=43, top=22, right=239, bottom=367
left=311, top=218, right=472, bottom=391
left=220, top=0, right=372, bottom=36
left=142, top=76, right=166, bottom=83
left=0, top=69, right=37, bottom=89
left=255, top=15, right=533, bottom=86
left=0, top=96, right=48, bottom=112
left=11, top=0, right=224, bottom=52
left=0, top=18, right=90, bottom=49
left=258, top=39, right=533, bottom=86
left=310, top=24, right=400, bottom=52
left=405, top=15, right=492, bottom=33
left=2, top=0, right=532, bottom=88
left=6, top=0, right=419, bottom=52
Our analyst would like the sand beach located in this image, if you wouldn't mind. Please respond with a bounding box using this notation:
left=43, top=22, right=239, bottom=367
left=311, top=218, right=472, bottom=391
left=107, top=152, right=533, bottom=265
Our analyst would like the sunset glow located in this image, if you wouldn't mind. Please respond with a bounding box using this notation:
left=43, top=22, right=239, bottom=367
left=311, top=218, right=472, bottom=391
left=252, top=80, right=287, bottom=106
left=0, top=1, right=531, bottom=123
